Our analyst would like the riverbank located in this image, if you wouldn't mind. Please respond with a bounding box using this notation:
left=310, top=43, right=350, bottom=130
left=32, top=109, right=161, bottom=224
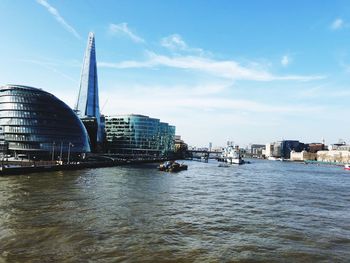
left=0, top=158, right=168, bottom=176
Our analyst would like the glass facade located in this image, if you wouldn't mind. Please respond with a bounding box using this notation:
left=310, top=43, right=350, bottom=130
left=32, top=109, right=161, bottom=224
left=0, top=85, right=90, bottom=158
left=75, top=32, right=104, bottom=147
left=105, top=114, right=175, bottom=158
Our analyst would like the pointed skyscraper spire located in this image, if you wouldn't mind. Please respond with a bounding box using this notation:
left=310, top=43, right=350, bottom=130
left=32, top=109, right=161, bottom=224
left=76, top=32, right=104, bottom=150
left=76, top=32, right=100, bottom=119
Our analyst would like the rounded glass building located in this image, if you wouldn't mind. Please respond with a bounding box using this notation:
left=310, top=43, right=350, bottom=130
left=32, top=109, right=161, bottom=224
left=0, top=85, right=90, bottom=159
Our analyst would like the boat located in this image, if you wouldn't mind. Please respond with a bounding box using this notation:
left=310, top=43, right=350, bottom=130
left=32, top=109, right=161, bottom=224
left=218, top=163, right=230, bottom=167
left=344, top=164, right=350, bottom=170
left=221, top=145, right=244, bottom=165
left=158, top=161, right=188, bottom=172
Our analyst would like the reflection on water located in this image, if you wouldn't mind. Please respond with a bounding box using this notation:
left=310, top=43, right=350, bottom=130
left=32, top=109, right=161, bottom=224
left=0, top=160, right=350, bottom=262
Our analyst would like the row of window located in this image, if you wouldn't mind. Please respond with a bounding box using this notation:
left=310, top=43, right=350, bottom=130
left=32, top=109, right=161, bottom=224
left=4, top=125, right=79, bottom=134
left=106, top=125, right=158, bottom=129
left=8, top=141, right=85, bottom=151
left=1, top=118, right=79, bottom=127
left=0, top=90, right=43, bottom=97
left=5, top=133, right=82, bottom=142
left=0, top=96, right=51, bottom=104
left=0, top=104, right=66, bottom=114
left=0, top=110, right=71, bottom=118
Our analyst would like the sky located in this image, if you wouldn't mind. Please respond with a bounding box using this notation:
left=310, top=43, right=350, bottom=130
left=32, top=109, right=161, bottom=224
left=1, top=0, right=350, bottom=147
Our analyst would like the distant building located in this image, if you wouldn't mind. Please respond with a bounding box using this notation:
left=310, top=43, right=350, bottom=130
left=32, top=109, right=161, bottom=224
left=175, top=135, right=188, bottom=152
left=265, top=140, right=304, bottom=159
left=75, top=32, right=105, bottom=152
left=317, top=150, right=350, bottom=163
left=290, top=150, right=317, bottom=161
left=175, top=135, right=188, bottom=159
left=280, top=140, right=304, bottom=159
left=105, top=114, right=175, bottom=159
left=272, top=141, right=282, bottom=158
left=0, top=85, right=90, bottom=159
left=328, top=143, right=350, bottom=151
left=265, top=143, right=273, bottom=157
left=306, top=143, right=325, bottom=153
left=249, top=144, right=265, bottom=157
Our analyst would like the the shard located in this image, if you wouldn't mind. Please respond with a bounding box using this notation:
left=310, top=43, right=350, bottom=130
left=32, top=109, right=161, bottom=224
left=75, top=32, right=104, bottom=151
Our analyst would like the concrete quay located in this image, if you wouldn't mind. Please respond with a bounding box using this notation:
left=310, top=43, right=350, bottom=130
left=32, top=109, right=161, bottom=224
left=0, top=158, right=169, bottom=176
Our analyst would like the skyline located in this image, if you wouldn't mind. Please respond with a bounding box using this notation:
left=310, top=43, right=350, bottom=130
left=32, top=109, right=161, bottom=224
left=1, top=1, right=350, bottom=147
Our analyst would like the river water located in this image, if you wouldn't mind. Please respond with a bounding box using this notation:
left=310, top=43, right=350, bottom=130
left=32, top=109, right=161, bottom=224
left=0, top=159, right=349, bottom=262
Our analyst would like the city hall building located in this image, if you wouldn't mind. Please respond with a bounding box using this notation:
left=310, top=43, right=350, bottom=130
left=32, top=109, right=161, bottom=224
left=105, top=114, right=175, bottom=159
left=0, top=84, right=90, bottom=159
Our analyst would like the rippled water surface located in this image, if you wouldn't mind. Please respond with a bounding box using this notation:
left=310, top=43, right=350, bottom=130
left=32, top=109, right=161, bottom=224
left=1, top=159, right=350, bottom=262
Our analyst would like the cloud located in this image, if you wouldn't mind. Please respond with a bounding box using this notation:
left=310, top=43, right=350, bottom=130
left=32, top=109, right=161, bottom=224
left=298, top=85, right=350, bottom=99
left=100, top=84, right=323, bottom=118
left=281, top=55, right=290, bottom=67
left=331, top=18, right=344, bottom=30
left=19, top=58, right=78, bottom=83
left=109, top=23, right=145, bottom=43
left=161, top=34, right=187, bottom=50
left=161, top=34, right=204, bottom=55
left=99, top=51, right=325, bottom=82
left=36, top=0, right=81, bottom=39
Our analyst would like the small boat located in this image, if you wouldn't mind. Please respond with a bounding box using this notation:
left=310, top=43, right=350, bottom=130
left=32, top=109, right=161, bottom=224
left=344, top=164, right=350, bottom=170
left=218, top=163, right=230, bottom=167
left=159, top=161, right=188, bottom=172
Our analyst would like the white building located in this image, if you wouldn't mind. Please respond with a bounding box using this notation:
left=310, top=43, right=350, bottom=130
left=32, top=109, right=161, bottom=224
left=317, top=150, right=350, bottom=163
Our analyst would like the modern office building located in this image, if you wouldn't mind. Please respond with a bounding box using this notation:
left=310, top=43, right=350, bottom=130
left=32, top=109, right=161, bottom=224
left=280, top=140, right=304, bottom=159
left=105, top=114, right=175, bottom=158
left=75, top=32, right=105, bottom=152
left=0, top=85, right=90, bottom=159
left=249, top=144, right=265, bottom=158
left=266, top=140, right=305, bottom=159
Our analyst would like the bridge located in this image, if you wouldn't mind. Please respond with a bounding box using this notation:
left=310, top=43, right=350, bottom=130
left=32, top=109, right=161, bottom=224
left=186, top=150, right=222, bottom=161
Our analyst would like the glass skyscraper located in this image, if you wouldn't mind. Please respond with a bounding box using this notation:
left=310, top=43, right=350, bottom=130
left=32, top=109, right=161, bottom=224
left=105, top=114, right=175, bottom=158
left=75, top=32, right=104, bottom=151
left=0, top=85, right=90, bottom=159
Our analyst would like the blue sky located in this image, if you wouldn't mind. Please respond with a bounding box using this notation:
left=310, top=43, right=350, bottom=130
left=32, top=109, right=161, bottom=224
left=1, top=0, right=350, bottom=147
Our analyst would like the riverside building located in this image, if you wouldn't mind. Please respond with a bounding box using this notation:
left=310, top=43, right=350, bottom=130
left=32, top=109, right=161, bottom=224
left=105, top=114, right=175, bottom=159
left=0, top=85, right=90, bottom=160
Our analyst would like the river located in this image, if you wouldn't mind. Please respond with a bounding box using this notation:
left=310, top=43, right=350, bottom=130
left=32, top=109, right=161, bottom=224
left=0, top=159, right=349, bottom=262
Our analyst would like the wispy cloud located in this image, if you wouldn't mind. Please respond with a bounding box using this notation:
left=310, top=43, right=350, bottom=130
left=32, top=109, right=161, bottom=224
left=330, top=18, right=344, bottom=30
left=99, top=51, right=325, bottom=82
left=19, top=58, right=78, bottom=83
left=109, top=23, right=145, bottom=43
left=298, top=85, right=350, bottom=99
left=36, top=0, right=81, bottom=39
left=161, top=34, right=187, bottom=50
left=100, top=85, right=323, bottom=116
left=161, top=34, right=204, bottom=55
left=281, top=55, right=290, bottom=67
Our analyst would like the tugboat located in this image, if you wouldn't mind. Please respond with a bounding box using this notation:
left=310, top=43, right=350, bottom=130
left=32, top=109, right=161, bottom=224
left=158, top=161, right=188, bottom=172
